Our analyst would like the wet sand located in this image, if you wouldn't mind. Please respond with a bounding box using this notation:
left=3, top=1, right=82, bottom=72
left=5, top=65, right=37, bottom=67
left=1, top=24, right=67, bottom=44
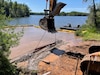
left=10, top=27, right=82, bottom=59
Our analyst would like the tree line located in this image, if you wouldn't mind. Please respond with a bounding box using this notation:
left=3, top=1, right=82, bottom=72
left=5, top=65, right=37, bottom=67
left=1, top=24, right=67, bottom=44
left=30, top=11, right=89, bottom=16
left=0, top=0, right=30, bottom=17
left=60, top=11, right=89, bottom=16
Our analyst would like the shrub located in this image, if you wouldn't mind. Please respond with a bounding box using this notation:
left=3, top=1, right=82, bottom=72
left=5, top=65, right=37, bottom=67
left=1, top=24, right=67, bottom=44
left=75, top=24, right=100, bottom=40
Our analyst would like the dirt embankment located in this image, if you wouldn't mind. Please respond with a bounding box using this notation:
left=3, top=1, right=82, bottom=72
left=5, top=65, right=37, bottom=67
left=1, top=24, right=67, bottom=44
left=38, top=40, right=100, bottom=75
left=67, top=40, right=100, bottom=54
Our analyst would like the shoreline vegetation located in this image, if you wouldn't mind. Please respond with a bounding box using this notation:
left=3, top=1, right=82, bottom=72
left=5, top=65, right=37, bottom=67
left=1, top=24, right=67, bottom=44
left=75, top=1, right=100, bottom=41
left=76, top=25, right=100, bottom=41
left=30, top=11, right=89, bottom=16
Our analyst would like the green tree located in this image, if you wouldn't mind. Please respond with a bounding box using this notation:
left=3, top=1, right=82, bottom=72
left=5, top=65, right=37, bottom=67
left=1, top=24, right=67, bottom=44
left=13, top=1, right=18, bottom=17
left=0, top=6, right=23, bottom=75
left=60, top=12, right=66, bottom=16
left=0, top=0, right=30, bottom=17
left=0, top=52, right=17, bottom=75
left=75, top=3, right=100, bottom=40
left=24, top=5, right=30, bottom=16
left=83, top=0, right=97, bottom=27
left=96, top=3, right=100, bottom=28
left=4, top=1, right=10, bottom=17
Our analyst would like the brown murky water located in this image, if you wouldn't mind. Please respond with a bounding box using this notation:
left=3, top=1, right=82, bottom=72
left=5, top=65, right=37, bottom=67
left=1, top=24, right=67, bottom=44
left=10, top=27, right=82, bottom=59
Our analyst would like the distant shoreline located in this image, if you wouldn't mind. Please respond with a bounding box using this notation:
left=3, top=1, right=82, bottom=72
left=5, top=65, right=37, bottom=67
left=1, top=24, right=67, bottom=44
left=30, top=11, right=89, bottom=16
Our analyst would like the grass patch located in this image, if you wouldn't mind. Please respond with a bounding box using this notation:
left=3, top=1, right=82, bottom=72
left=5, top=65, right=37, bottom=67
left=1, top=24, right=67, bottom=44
left=75, top=24, right=100, bottom=41
left=83, top=32, right=100, bottom=40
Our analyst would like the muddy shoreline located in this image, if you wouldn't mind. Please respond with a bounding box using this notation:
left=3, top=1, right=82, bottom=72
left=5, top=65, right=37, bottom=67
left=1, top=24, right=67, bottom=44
left=10, top=27, right=82, bottom=59
left=9, top=27, right=100, bottom=75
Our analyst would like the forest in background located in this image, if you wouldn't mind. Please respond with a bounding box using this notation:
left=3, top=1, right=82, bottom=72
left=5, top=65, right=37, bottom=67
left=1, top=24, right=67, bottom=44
left=30, top=11, right=89, bottom=16
left=0, top=0, right=89, bottom=17
left=0, top=0, right=30, bottom=17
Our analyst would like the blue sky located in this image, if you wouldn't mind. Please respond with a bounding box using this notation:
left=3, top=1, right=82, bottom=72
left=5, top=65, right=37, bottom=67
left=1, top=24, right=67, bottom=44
left=12, top=0, right=100, bottom=13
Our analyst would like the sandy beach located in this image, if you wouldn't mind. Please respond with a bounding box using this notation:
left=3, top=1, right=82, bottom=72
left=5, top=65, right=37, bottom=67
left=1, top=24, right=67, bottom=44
left=9, top=26, right=82, bottom=59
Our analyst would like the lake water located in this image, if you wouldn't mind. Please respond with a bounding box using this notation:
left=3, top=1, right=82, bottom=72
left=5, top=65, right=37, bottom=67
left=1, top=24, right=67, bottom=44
left=9, top=15, right=87, bottom=29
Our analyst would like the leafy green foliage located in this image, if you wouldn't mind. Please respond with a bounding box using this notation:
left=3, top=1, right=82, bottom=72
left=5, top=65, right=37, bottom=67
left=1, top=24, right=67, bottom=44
left=0, top=0, right=30, bottom=17
left=0, top=52, right=18, bottom=75
left=86, top=2, right=100, bottom=27
left=0, top=15, right=23, bottom=54
left=76, top=24, right=100, bottom=40
left=76, top=2, right=100, bottom=40
left=96, top=9, right=100, bottom=28
left=0, top=4, right=23, bottom=75
left=83, top=0, right=98, bottom=27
